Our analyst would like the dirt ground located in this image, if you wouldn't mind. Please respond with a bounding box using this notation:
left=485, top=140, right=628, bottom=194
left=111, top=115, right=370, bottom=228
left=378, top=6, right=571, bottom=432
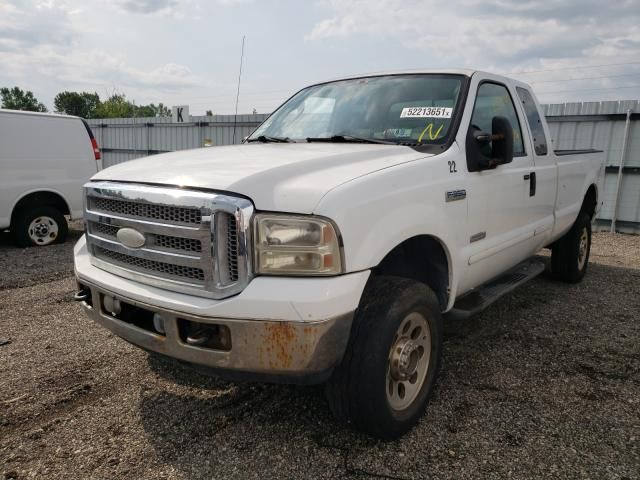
left=1, top=225, right=639, bottom=480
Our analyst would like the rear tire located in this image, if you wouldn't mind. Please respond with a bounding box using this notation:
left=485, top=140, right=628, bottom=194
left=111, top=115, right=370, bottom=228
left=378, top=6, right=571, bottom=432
left=325, top=276, right=443, bottom=440
left=12, top=206, right=68, bottom=247
left=551, top=212, right=591, bottom=283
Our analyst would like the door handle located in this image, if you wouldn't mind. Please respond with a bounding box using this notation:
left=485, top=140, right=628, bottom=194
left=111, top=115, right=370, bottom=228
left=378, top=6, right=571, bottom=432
left=529, top=172, right=536, bottom=196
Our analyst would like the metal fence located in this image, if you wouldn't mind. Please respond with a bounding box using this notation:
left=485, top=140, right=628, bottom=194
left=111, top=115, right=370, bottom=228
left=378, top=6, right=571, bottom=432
left=87, top=114, right=269, bottom=167
left=542, top=100, right=639, bottom=233
left=88, top=101, right=640, bottom=233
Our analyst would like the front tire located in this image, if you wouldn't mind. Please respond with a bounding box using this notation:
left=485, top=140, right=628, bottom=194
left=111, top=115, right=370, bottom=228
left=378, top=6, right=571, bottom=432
left=551, top=212, right=591, bottom=283
left=12, top=206, right=68, bottom=247
left=325, top=276, right=443, bottom=440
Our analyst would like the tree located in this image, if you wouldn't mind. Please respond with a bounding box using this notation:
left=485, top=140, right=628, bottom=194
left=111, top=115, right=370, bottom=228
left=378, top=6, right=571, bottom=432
left=1, top=87, right=47, bottom=112
left=205, top=109, right=213, bottom=116
left=54, top=91, right=100, bottom=118
left=94, top=93, right=135, bottom=118
left=135, top=102, right=171, bottom=118
left=92, top=93, right=172, bottom=118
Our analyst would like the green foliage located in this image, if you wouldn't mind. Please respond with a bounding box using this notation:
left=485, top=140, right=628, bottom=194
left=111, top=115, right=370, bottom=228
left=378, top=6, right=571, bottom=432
left=94, top=94, right=134, bottom=118
left=205, top=109, right=213, bottom=116
left=135, top=102, right=171, bottom=118
left=0, top=86, right=47, bottom=112
left=92, top=94, right=171, bottom=119
left=54, top=91, right=100, bottom=118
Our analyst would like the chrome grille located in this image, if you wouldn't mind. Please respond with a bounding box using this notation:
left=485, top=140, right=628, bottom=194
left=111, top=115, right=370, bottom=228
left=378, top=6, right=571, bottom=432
left=90, top=196, right=202, bottom=225
left=93, top=222, right=119, bottom=237
left=154, top=234, right=202, bottom=253
left=227, top=215, right=239, bottom=282
left=84, top=182, right=253, bottom=299
left=88, top=221, right=202, bottom=254
left=95, top=247, right=205, bottom=282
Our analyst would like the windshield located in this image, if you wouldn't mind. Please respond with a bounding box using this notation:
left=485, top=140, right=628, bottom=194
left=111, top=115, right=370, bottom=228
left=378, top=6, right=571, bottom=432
left=249, top=74, right=466, bottom=146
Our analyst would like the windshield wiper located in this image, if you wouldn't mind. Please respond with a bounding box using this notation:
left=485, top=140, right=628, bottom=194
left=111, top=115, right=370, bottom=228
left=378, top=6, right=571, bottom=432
left=246, top=135, right=292, bottom=143
left=305, top=135, right=396, bottom=145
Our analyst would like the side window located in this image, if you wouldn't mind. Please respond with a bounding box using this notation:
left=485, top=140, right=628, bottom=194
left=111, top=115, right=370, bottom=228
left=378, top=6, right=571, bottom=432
left=470, top=83, right=525, bottom=156
left=516, top=87, right=548, bottom=155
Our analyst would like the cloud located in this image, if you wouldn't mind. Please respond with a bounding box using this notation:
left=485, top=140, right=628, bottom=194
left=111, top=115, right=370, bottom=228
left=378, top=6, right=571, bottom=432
left=1, top=46, right=205, bottom=92
left=116, top=0, right=178, bottom=14
left=305, top=0, right=640, bottom=102
left=216, top=0, right=251, bottom=5
left=0, top=0, right=76, bottom=52
left=306, top=0, right=640, bottom=67
left=0, top=0, right=206, bottom=108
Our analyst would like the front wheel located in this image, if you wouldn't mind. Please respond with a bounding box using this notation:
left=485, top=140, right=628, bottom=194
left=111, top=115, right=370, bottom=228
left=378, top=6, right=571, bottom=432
left=325, top=276, right=443, bottom=440
left=551, top=212, right=592, bottom=283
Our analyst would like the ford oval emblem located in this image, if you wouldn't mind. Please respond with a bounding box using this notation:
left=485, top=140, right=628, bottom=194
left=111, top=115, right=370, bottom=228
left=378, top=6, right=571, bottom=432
left=117, top=227, right=146, bottom=249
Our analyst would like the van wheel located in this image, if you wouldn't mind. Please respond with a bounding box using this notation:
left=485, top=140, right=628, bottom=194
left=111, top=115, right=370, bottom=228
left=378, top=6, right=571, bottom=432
left=12, top=206, right=68, bottom=247
left=551, top=212, right=591, bottom=283
left=325, top=276, right=443, bottom=440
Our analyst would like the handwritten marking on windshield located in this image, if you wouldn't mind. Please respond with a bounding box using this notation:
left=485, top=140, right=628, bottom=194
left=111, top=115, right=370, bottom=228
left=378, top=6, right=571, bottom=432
left=417, top=124, right=444, bottom=143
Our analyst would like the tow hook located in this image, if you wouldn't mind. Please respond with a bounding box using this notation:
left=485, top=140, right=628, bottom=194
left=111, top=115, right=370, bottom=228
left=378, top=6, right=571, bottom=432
left=185, top=326, right=215, bottom=346
left=73, top=288, right=91, bottom=302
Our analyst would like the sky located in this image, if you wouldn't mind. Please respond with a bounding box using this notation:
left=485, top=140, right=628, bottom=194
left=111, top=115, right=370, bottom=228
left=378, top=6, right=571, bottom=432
left=1, top=0, right=639, bottom=115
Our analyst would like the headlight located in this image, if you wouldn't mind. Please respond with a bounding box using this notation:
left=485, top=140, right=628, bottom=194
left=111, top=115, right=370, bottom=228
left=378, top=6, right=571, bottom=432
left=254, top=214, right=343, bottom=275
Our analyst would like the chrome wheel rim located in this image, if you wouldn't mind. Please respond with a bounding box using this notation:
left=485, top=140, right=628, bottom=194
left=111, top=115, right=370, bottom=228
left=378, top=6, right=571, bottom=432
left=28, top=216, right=58, bottom=245
left=386, top=312, right=431, bottom=411
left=577, top=227, right=589, bottom=270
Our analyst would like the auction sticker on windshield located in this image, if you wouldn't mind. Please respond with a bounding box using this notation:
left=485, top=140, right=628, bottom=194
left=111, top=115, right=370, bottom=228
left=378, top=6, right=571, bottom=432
left=400, top=107, right=452, bottom=118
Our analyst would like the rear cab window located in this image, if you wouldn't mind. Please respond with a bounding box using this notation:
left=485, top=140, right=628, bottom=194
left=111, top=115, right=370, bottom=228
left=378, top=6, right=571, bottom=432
left=516, top=87, right=548, bottom=156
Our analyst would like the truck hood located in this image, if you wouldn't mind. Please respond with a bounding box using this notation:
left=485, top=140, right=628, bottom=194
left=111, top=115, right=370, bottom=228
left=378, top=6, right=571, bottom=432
left=92, top=143, right=430, bottom=213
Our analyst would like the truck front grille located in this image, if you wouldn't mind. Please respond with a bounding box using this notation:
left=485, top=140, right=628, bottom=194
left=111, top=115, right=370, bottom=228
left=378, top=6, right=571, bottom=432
left=84, top=182, right=253, bottom=299
left=90, top=196, right=203, bottom=225
left=95, top=247, right=206, bottom=282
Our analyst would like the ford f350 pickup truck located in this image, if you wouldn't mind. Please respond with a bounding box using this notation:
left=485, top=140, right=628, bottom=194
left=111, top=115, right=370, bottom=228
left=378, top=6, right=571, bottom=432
left=74, top=70, right=604, bottom=439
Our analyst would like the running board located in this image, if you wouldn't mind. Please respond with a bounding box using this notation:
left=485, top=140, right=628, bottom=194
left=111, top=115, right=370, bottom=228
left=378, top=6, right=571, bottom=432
left=446, top=258, right=545, bottom=320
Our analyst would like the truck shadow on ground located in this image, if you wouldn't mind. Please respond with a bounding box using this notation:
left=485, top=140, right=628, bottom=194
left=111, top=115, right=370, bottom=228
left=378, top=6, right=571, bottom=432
left=137, top=261, right=640, bottom=479
left=141, top=354, right=380, bottom=478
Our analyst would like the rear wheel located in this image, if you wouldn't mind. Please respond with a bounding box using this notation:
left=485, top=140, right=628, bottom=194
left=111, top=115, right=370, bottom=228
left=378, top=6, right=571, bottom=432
left=12, top=206, right=68, bottom=247
left=551, top=212, right=591, bottom=283
left=325, top=276, right=443, bottom=440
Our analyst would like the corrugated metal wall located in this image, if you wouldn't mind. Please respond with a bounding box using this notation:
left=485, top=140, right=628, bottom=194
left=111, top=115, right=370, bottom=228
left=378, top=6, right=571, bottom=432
left=542, top=100, right=639, bottom=232
left=87, top=114, right=269, bottom=168
left=88, top=102, right=639, bottom=232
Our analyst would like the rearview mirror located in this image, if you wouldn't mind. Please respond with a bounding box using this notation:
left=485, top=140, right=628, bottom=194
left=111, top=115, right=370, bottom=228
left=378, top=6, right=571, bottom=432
left=465, top=115, right=514, bottom=171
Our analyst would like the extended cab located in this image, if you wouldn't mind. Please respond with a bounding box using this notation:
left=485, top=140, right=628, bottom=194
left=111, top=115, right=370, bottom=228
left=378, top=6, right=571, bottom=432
left=73, top=70, right=604, bottom=439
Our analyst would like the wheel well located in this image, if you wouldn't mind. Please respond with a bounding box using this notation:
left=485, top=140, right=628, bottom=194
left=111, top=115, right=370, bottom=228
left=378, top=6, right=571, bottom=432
left=581, top=184, right=597, bottom=219
left=11, top=191, right=70, bottom=225
left=372, top=235, right=449, bottom=310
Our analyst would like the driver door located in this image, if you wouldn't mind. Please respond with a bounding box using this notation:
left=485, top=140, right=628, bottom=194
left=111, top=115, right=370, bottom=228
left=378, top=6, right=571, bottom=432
left=462, top=81, right=536, bottom=289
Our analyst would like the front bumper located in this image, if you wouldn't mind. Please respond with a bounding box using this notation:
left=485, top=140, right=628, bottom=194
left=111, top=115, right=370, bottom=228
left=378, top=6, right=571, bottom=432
left=78, top=280, right=353, bottom=382
left=74, top=237, right=369, bottom=383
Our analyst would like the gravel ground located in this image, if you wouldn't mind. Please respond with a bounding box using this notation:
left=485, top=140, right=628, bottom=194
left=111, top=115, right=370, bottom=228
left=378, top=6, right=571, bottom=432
left=1, top=226, right=639, bottom=479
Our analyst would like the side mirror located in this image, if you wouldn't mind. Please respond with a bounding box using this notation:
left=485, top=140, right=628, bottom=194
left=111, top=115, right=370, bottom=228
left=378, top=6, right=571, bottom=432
left=465, top=115, right=514, bottom=172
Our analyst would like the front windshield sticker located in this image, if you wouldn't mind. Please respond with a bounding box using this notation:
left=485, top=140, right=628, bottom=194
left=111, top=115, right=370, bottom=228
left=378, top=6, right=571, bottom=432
left=303, top=97, right=335, bottom=114
left=400, top=107, right=453, bottom=119
left=387, top=128, right=413, bottom=138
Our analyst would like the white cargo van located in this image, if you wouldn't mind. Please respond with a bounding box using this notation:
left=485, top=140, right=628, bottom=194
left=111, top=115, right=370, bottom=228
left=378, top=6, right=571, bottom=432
left=0, top=109, right=101, bottom=246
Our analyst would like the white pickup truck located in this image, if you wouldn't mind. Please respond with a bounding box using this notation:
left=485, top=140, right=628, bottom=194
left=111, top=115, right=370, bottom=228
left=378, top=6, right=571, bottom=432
left=74, top=69, right=604, bottom=439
